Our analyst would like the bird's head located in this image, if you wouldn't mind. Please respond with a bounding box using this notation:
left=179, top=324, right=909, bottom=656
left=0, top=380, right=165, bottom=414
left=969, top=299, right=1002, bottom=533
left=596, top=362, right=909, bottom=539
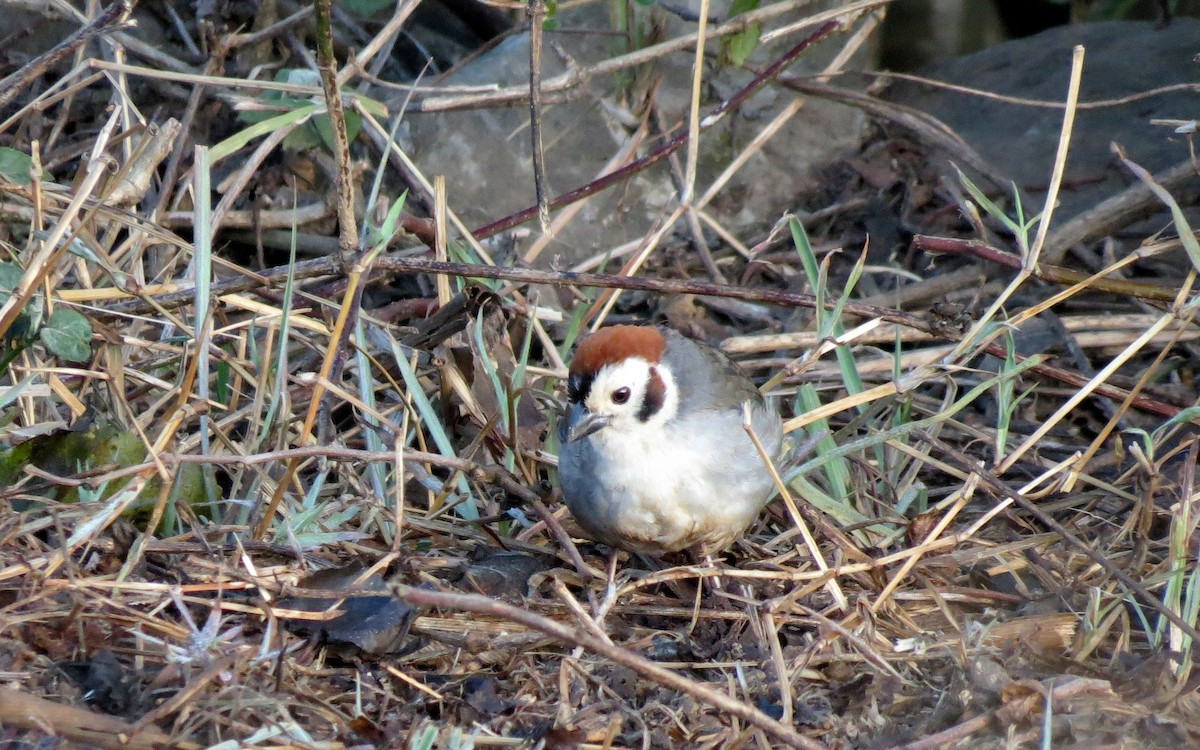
left=563, top=325, right=680, bottom=443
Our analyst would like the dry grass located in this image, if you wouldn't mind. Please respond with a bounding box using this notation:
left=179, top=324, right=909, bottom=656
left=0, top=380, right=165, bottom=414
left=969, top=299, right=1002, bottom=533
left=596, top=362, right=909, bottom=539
left=1, top=1, right=1199, bottom=749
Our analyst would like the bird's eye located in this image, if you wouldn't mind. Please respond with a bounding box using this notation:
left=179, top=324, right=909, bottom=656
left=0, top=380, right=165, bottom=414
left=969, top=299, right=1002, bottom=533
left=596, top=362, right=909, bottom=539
left=611, top=387, right=631, bottom=404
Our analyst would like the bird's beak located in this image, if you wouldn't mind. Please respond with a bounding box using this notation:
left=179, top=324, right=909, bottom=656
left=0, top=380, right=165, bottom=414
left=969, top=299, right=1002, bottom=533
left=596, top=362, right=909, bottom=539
left=565, top=402, right=611, bottom=443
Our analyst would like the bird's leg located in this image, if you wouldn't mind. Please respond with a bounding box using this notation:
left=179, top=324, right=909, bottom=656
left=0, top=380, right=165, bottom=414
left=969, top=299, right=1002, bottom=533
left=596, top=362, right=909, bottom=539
left=604, top=548, right=620, bottom=607
left=691, top=545, right=759, bottom=615
left=586, top=548, right=622, bottom=618
left=686, top=544, right=729, bottom=633
left=693, top=544, right=724, bottom=593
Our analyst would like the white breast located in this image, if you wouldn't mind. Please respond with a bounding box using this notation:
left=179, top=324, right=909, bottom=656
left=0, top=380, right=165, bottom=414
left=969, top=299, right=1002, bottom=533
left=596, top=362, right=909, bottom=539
left=579, top=406, right=781, bottom=553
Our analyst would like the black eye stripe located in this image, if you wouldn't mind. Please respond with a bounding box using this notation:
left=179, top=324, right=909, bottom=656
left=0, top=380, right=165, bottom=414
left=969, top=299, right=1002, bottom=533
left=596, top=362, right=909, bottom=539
left=567, top=373, right=593, bottom=403
left=636, top=367, right=666, bottom=422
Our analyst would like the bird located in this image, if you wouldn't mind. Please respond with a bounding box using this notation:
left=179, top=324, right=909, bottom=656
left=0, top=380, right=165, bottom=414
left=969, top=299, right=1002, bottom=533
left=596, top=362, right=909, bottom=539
left=557, top=324, right=784, bottom=556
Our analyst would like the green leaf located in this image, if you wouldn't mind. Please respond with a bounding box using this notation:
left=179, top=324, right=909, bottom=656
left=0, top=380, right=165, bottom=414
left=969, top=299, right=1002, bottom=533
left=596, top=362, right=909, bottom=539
left=216, top=357, right=231, bottom=406
left=0, top=262, right=24, bottom=295
left=39, top=308, right=92, bottom=362
left=369, top=190, right=410, bottom=248
left=0, top=263, right=42, bottom=353
left=215, top=104, right=319, bottom=161
left=409, top=725, right=438, bottom=750
left=223, top=70, right=320, bottom=157
left=7, top=296, right=41, bottom=345
left=353, top=92, right=388, bottom=119
left=0, top=147, right=35, bottom=185
left=1118, top=155, right=1200, bottom=281
left=281, top=121, right=325, bottom=152
left=0, top=375, right=37, bottom=411
left=725, top=23, right=761, bottom=65
left=310, top=107, right=363, bottom=153
left=722, top=0, right=761, bottom=65
left=230, top=69, right=386, bottom=156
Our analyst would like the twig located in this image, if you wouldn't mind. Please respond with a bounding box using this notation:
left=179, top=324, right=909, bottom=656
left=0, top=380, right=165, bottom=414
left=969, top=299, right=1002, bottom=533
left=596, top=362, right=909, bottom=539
left=527, top=0, right=551, bottom=234
left=774, top=76, right=1012, bottom=193
left=97, top=252, right=901, bottom=325
left=652, top=102, right=724, bottom=282
left=927, top=434, right=1200, bottom=647
left=913, top=235, right=1180, bottom=302
left=0, top=688, right=195, bottom=750
left=0, top=0, right=133, bottom=113
left=1042, top=157, right=1200, bottom=263
left=226, top=6, right=314, bottom=48
left=1028, top=44, right=1084, bottom=263
left=878, top=677, right=1114, bottom=750
left=681, top=0, right=711, bottom=205
left=312, top=0, right=359, bottom=264
left=390, top=584, right=830, bottom=750
left=524, top=495, right=602, bottom=581
left=91, top=256, right=1189, bottom=422
left=0, top=108, right=120, bottom=340
left=472, top=19, right=842, bottom=240
left=410, top=0, right=870, bottom=112
left=148, top=48, right=226, bottom=277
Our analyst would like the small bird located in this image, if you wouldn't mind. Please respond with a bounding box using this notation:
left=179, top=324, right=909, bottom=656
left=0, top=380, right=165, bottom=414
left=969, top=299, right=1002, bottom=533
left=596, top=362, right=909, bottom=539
left=557, top=325, right=784, bottom=556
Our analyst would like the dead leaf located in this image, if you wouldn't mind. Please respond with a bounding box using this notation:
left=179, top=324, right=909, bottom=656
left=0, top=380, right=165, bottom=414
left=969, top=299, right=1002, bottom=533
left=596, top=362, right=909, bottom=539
left=277, top=563, right=420, bottom=656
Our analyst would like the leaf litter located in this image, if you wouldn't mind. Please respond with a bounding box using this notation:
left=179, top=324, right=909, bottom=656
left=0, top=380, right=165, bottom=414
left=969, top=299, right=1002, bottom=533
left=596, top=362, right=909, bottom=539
left=0, top=2, right=1198, bottom=749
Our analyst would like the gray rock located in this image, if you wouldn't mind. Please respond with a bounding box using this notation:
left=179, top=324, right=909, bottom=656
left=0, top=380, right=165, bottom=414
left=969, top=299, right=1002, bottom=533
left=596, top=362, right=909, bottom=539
left=885, top=20, right=1200, bottom=254
left=406, top=2, right=869, bottom=267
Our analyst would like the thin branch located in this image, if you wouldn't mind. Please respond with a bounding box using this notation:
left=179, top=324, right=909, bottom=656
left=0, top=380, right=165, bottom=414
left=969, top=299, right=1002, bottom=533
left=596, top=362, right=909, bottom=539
left=527, top=0, right=551, bottom=234
left=913, top=235, right=1180, bottom=302
left=472, top=19, right=841, bottom=240
left=93, top=256, right=1189, bottom=421
left=878, top=677, right=1115, bottom=750
left=0, top=688, right=195, bottom=750
left=928, top=434, right=1200, bottom=647
left=1043, top=156, right=1200, bottom=263
left=312, top=0, right=359, bottom=264
left=391, top=583, right=830, bottom=750
left=0, top=0, right=134, bottom=113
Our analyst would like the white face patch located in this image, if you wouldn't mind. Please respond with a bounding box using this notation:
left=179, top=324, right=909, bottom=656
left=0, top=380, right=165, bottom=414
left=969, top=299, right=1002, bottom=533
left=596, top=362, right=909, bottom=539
left=584, top=357, right=679, bottom=431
